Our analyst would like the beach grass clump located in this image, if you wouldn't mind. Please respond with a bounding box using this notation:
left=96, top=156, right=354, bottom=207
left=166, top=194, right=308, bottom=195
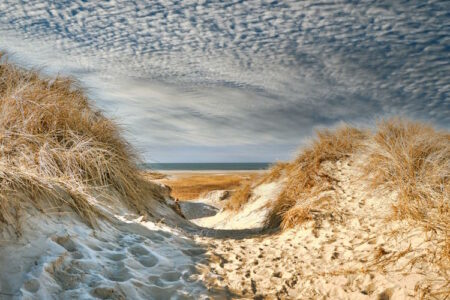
left=363, top=118, right=449, bottom=265
left=258, top=161, right=290, bottom=184
left=225, top=183, right=252, bottom=211
left=363, top=119, right=449, bottom=224
left=265, top=125, right=368, bottom=229
left=0, top=54, right=151, bottom=233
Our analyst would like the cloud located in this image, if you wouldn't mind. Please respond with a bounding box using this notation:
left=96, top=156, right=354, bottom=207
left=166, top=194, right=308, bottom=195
left=0, top=0, right=448, bottom=162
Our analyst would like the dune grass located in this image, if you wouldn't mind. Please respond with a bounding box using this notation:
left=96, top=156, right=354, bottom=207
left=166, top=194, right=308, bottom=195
left=225, top=183, right=252, bottom=210
left=161, top=173, right=255, bottom=200
left=362, top=119, right=449, bottom=269
left=0, top=54, right=154, bottom=233
left=363, top=119, right=449, bottom=224
left=258, top=161, right=290, bottom=184
left=257, top=119, right=449, bottom=293
left=141, top=171, right=168, bottom=180
left=262, top=119, right=448, bottom=236
left=265, top=126, right=367, bottom=229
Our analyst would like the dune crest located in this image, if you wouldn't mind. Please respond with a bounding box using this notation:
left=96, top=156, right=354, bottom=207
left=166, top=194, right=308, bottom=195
left=195, top=121, right=449, bottom=299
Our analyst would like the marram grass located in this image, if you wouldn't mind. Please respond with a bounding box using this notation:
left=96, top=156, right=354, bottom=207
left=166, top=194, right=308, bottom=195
left=0, top=54, right=154, bottom=233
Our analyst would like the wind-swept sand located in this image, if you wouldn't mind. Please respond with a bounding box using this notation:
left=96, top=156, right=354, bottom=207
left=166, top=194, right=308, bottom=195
left=0, top=184, right=234, bottom=299
left=183, top=158, right=448, bottom=299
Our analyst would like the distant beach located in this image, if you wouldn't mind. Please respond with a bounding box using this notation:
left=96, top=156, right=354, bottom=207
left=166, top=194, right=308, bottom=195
left=143, top=162, right=271, bottom=171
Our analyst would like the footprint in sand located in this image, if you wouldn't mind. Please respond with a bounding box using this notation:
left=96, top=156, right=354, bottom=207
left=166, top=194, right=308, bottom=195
left=53, top=235, right=77, bottom=252
left=128, top=245, right=159, bottom=268
left=105, top=252, right=127, bottom=261
left=90, top=286, right=126, bottom=300
left=161, top=271, right=182, bottom=282
left=148, top=275, right=166, bottom=287
left=104, top=261, right=132, bottom=282
left=128, top=245, right=150, bottom=256
left=137, top=254, right=159, bottom=268
left=23, top=278, right=40, bottom=293
left=181, top=248, right=207, bottom=256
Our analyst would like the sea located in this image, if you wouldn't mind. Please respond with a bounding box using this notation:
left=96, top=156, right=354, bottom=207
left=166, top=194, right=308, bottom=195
left=142, top=163, right=271, bottom=171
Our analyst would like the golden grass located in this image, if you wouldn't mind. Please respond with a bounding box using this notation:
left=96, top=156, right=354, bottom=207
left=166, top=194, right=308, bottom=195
left=364, top=119, right=449, bottom=224
left=258, top=161, right=290, bottom=184
left=161, top=173, right=256, bottom=200
left=0, top=54, right=154, bottom=233
left=363, top=118, right=449, bottom=274
left=259, top=118, right=449, bottom=296
left=225, top=183, right=252, bottom=210
left=265, top=125, right=367, bottom=229
left=264, top=119, right=448, bottom=236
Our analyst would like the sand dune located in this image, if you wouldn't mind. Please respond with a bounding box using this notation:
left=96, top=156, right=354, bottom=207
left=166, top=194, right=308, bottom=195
left=0, top=58, right=229, bottom=300
left=195, top=157, right=447, bottom=299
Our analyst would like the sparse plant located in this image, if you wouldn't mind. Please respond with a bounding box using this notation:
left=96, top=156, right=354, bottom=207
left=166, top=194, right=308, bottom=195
left=258, top=161, right=290, bottom=184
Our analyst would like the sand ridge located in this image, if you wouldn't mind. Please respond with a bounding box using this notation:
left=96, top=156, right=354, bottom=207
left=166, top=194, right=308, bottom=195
left=0, top=161, right=446, bottom=299
left=194, top=158, right=446, bottom=299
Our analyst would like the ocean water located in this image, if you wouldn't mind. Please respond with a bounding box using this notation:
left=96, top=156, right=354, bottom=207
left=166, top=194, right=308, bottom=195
left=142, top=163, right=271, bottom=171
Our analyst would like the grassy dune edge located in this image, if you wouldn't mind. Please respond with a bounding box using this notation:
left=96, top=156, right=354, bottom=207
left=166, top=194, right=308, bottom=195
left=222, top=118, right=448, bottom=297
left=0, top=55, right=159, bottom=233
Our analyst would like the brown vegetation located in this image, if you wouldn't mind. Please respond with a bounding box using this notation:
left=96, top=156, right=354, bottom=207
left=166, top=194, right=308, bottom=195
left=363, top=119, right=449, bottom=225
left=225, top=183, right=252, bottom=210
left=263, top=119, right=448, bottom=237
left=362, top=118, right=449, bottom=275
left=258, top=161, right=290, bottom=184
left=256, top=119, right=449, bottom=296
left=265, top=126, right=367, bottom=229
left=0, top=54, right=155, bottom=233
left=161, top=173, right=256, bottom=200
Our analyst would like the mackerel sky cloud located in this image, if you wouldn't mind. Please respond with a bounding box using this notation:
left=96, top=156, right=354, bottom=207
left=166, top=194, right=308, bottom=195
left=0, top=0, right=448, bottom=162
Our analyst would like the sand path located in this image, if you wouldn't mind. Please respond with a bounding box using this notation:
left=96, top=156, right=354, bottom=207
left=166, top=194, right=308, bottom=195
left=0, top=161, right=444, bottom=299
left=191, top=159, right=444, bottom=299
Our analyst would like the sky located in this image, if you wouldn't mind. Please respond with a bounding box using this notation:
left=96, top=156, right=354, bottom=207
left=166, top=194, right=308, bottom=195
left=0, top=0, right=449, bottom=162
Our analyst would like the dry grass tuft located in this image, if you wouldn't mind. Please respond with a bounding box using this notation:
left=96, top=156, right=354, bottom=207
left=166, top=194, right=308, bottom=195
left=225, top=183, right=252, bottom=211
left=259, top=161, right=290, bottom=184
left=0, top=54, right=154, bottom=233
left=265, top=125, right=367, bottom=229
left=363, top=118, right=449, bottom=275
left=364, top=119, right=449, bottom=225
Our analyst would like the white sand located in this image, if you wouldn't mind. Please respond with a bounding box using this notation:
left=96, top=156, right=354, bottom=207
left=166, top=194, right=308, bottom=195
left=0, top=187, right=229, bottom=299
left=1, top=159, right=446, bottom=299
left=192, top=180, right=284, bottom=230
left=193, top=158, right=447, bottom=299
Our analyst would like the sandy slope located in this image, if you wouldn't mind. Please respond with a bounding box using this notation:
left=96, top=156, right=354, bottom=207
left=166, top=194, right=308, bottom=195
left=0, top=186, right=230, bottom=300
left=193, top=158, right=447, bottom=299
left=1, top=161, right=446, bottom=299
